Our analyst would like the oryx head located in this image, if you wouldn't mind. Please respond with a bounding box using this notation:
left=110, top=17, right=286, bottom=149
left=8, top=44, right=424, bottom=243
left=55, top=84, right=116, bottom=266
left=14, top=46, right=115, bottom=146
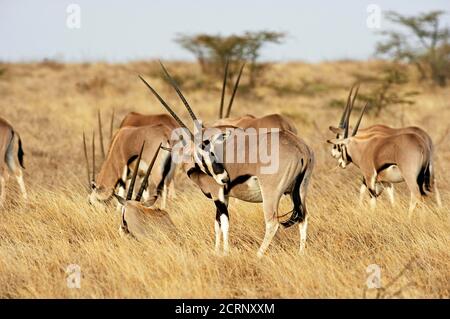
left=327, top=96, right=369, bottom=168
left=139, top=61, right=243, bottom=186
left=329, top=84, right=360, bottom=159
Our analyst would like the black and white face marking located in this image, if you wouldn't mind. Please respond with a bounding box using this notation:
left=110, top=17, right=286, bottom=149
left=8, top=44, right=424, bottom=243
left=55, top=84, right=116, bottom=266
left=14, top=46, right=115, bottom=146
left=193, top=137, right=230, bottom=186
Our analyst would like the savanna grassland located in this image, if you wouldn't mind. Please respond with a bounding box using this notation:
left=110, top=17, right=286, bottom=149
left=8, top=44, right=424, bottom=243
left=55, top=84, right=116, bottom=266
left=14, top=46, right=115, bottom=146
left=0, top=60, right=448, bottom=298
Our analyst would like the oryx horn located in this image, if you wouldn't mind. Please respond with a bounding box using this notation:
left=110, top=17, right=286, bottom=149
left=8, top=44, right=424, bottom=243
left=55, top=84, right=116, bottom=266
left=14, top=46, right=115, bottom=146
left=98, top=110, right=105, bottom=159
left=127, top=141, right=145, bottom=201
left=92, top=130, right=96, bottom=184
left=352, top=102, right=369, bottom=136
left=339, top=84, right=354, bottom=128
left=219, top=59, right=229, bottom=119
left=139, top=75, right=194, bottom=139
left=159, top=61, right=199, bottom=123
left=82, top=132, right=90, bottom=187
left=135, top=143, right=162, bottom=202
left=225, top=62, right=245, bottom=118
left=109, top=108, right=115, bottom=142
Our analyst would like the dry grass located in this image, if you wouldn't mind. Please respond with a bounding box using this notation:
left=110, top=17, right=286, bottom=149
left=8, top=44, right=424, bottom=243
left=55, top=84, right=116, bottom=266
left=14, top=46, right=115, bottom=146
left=0, top=60, right=448, bottom=298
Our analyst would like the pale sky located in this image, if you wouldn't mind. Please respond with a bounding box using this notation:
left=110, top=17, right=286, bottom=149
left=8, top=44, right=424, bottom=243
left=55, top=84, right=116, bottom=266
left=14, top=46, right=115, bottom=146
left=1, top=0, right=449, bottom=62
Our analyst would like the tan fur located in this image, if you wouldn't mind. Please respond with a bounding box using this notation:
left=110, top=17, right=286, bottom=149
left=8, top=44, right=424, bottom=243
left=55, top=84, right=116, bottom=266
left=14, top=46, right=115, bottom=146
left=119, top=112, right=179, bottom=130
left=0, top=117, right=27, bottom=206
left=212, top=113, right=298, bottom=134
left=119, top=201, right=177, bottom=240
left=89, top=124, right=175, bottom=208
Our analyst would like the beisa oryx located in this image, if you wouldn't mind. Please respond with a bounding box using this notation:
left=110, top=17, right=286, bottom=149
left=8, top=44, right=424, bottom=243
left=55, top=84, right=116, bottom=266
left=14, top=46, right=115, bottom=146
left=139, top=62, right=314, bottom=257
left=84, top=122, right=176, bottom=210
left=0, top=117, right=27, bottom=206
left=329, top=85, right=441, bottom=208
left=211, top=61, right=297, bottom=134
left=114, top=142, right=177, bottom=240
left=327, top=93, right=441, bottom=216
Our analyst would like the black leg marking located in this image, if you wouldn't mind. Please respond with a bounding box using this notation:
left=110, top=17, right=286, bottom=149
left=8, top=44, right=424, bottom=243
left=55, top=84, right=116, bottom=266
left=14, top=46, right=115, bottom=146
left=214, top=199, right=229, bottom=226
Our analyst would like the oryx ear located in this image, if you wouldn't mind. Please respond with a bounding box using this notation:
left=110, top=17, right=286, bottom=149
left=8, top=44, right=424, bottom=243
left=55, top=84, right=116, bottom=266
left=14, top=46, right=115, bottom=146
left=329, top=126, right=343, bottom=134
left=113, top=194, right=127, bottom=206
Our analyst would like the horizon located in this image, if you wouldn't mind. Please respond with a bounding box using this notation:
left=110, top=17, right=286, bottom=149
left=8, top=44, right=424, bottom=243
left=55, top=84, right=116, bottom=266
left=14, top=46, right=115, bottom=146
left=1, top=0, right=449, bottom=63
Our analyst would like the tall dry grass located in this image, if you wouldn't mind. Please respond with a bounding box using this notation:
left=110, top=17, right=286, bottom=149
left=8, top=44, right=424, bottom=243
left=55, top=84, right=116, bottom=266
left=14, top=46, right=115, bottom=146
left=0, top=60, right=448, bottom=298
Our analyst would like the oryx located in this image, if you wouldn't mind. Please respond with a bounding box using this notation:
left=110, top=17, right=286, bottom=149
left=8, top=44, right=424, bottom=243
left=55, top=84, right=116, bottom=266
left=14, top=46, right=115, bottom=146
left=327, top=96, right=440, bottom=215
left=329, top=85, right=441, bottom=207
left=0, top=117, right=27, bottom=206
left=211, top=61, right=297, bottom=134
left=115, top=142, right=176, bottom=240
left=85, top=123, right=176, bottom=210
left=139, top=63, right=315, bottom=257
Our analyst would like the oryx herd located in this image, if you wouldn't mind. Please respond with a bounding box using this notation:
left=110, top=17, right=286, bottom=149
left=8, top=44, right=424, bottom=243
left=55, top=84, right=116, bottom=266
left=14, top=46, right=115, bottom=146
left=0, top=62, right=443, bottom=257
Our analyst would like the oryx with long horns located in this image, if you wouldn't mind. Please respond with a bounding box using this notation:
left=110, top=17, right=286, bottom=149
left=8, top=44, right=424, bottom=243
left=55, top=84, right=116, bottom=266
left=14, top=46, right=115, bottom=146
left=0, top=117, right=27, bottom=206
left=327, top=91, right=440, bottom=215
left=329, top=85, right=441, bottom=207
left=115, top=142, right=176, bottom=240
left=139, top=62, right=314, bottom=257
left=211, top=61, right=298, bottom=134
left=84, top=122, right=176, bottom=210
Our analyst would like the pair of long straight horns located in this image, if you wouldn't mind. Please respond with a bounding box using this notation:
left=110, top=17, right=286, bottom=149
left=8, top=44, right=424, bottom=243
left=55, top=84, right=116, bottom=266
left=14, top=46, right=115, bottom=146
left=126, top=142, right=162, bottom=202
left=341, top=84, right=369, bottom=138
left=139, top=61, right=200, bottom=139
left=97, top=109, right=115, bottom=159
left=219, top=60, right=246, bottom=119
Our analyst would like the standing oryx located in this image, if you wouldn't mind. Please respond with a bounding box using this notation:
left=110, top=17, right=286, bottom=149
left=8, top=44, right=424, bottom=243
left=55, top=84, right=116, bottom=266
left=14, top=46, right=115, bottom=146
left=327, top=92, right=440, bottom=215
left=211, top=61, right=297, bottom=134
left=115, top=142, right=176, bottom=240
left=139, top=62, right=315, bottom=257
left=329, top=85, right=441, bottom=207
left=85, top=123, right=176, bottom=210
left=0, top=117, right=27, bottom=206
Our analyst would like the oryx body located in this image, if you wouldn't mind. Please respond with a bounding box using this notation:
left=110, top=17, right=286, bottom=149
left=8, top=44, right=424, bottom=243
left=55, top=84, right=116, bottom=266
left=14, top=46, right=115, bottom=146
left=0, top=117, right=27, bottom=206
left=328, top=87, right=441, bottom=214
left=88, top=124, right=175, bottom=209
left=213, top=113, right=298, bottom=134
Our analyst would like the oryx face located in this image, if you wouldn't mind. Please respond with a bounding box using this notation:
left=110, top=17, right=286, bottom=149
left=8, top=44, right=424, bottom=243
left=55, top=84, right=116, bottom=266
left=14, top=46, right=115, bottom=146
left=88, top=182, right=114, bottom=206
left=192, top=134, right=230, bottom=186
left=329, top=126, right=345, bottom=159
left=327, top=138, right=351, bottom=168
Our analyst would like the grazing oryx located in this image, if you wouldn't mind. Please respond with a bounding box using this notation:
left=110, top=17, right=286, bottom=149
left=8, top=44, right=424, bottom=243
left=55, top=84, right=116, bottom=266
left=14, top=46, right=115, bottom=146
left=327, top=96, right=440, bottom=216
left=85, top=123, right=176, bottom=210
left=211, top=61, right=297, bottom=134
left=115, top=142, right=176, bottom=240
left=329, top=85, right=441, bottom=207
left=139, top=62, right=314, bottom=257
left=0, top=117, right=27, bottom=206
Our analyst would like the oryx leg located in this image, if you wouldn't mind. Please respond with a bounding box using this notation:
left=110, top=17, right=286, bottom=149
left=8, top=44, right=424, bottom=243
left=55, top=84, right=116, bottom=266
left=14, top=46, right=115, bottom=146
left=0, top=171, right=8, bottom=207
left=363, top=169, right=378, bottom=211
left=213, top=187, right=229, bottom=255
left=383, top=182, right=395, bottom=206
left=116, top=166, right=128, bottom=212
left=5, top=147, right=27, bottom=201
left=257, top=193, right=281, bottom=258
left=359, top=183, right=367, bottom=205
left=14, top=169, right=27, bottom=200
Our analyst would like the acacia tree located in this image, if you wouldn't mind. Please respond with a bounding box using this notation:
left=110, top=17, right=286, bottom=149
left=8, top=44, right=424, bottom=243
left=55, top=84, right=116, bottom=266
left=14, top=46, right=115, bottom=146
left=376, top=10, right=450, bottom=86
left=174, top=31, right=286, bottom=87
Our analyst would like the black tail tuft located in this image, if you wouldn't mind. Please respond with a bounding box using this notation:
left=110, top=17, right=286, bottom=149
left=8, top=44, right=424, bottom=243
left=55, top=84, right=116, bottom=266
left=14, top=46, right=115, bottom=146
left=417, top=164, right=433, bottom=196
left=18, top=136, right=25, bottom=169
left=281, top=169, right=306, bottom=228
